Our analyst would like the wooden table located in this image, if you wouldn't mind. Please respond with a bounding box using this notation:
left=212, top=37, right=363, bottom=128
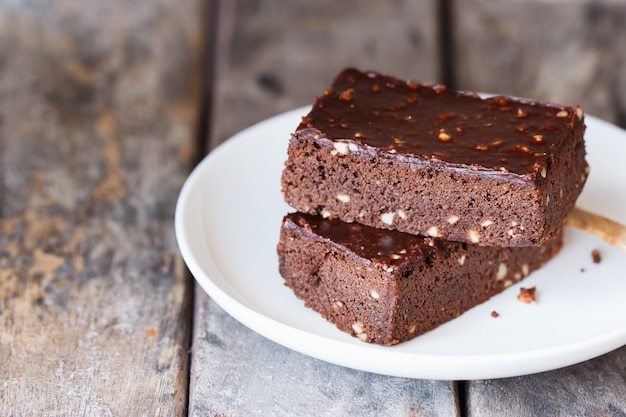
left=2, top=1, right=625, bottom=415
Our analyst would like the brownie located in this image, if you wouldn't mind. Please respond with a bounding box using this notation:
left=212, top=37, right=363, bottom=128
left=281, top=68, right=588, bottom=246
left=277, top=212, right=563, bottom=345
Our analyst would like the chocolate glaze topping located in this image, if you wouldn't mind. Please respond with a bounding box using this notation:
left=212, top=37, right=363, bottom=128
left=298, top=68, right=584, bottom=177
left=287, top=212, right=453, bottom=268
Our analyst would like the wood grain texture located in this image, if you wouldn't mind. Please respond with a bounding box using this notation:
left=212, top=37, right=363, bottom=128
left=466, top=346, right=626, bottom=416
left=189, top=0, right=626, bottom=415
left=190, top=2, right=459, bottom=415
left=452, top=2, right=626, bottom=415
left=209, top=0, right=440, bottom=148
left=190, top=289, right=460, bottom=417
left=0, top=1, right=203, bottom=415
left=451, top=0, right=626, bottom=127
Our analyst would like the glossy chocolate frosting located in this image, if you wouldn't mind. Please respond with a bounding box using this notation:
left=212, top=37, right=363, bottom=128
left=298, top=68, right=584, bottom=177
left=286, top=212, right=453, bottom=268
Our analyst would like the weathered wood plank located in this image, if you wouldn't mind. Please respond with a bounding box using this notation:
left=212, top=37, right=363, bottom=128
left=453, top=1, right=626, bottom=415
left=190, top=289, right=459, bottom=417
left=209, top=0, right=441, bottom=149
left=0, top=1, right=203, bottom=415
left=451, top=0, right=626, bottom=127
left=190, top=1, right=458, bottom=415
left=466, top=346, right=626, bottom=416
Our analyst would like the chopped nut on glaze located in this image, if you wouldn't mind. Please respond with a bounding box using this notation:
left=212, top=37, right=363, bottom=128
left=438, top=112, right=456, bottom=121
left=438, top=129, right=452, bottom=142
left=339, top=88, right=354, bottom=102
left=514, top=145, right=532, bottom=154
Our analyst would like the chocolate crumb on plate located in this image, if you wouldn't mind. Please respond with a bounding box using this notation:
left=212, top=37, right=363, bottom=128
left=591, top=249, right=602, bottom=264
left=518, top=286, right=537, bottom=304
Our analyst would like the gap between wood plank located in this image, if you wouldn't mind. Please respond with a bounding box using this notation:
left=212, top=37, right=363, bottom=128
left=438, top=0, right=457, bottom=89
left=195, top=0, right=221, bottom=163
left=456, top=380, right=469, bottom=417
left=185, top=0, right=220, bottom=413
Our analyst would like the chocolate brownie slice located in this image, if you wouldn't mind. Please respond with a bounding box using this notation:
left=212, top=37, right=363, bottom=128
left=277, top=212, right=563, bottom=345
left=281, top=68, right=588, bottom=246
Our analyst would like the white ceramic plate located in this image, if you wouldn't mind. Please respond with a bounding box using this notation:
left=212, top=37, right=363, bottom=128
left=175, top=106, right=626, bottom=380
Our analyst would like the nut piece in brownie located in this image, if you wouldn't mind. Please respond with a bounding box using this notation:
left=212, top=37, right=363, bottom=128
left=277, top=212, right=563, bottom=345
left=281, top=68, right=589, bottom=246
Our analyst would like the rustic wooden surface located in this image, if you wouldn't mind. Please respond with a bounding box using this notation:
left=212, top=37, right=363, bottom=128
left=190, top=1, right=461, bottom=415
left=467, top=346, right=626, bottom=416
left=0, top=0, right=203, bottom=415
left=208, top=0, right=440, bottom=149
left=194, top=1, right=626, bottom=416
left=190, top=288, right=459, bottom=417
left=2, top=0, right=626, bottom=415
left=451, top=2, right=626, bottom=415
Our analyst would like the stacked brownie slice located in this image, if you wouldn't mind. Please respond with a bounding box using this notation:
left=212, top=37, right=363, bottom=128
left=277, top=68, right=589, bottom=345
